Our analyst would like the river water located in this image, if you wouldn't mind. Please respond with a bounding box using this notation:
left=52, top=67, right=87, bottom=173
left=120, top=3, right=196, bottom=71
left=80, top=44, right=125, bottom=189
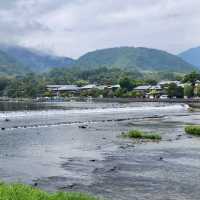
left=0, top=101, right=200, bottom=200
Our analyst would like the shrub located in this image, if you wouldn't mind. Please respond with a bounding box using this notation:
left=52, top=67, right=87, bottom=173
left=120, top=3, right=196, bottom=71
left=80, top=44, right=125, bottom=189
left=123, top=130, right=161, bottom=140
left=185, top=125, right=200, bottom=136
left=0, top=183, right=98, bottom=200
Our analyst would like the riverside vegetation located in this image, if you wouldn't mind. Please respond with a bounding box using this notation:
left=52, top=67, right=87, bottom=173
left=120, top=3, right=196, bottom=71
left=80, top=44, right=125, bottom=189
left=0, top=71, right=200, bottom=99
left=185, top=125, right=200, bottom=136
left=122, top=129, right=162, bottom=140
left=0, top=183, right=98, bottom=200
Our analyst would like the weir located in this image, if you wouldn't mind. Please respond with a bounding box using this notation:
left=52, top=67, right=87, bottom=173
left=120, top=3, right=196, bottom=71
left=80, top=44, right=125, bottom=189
left=92, top=97, right=200, bottom=104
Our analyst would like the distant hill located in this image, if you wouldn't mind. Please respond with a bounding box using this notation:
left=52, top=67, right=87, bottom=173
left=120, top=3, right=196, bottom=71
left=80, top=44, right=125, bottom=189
left=0, top=45, right=75, bottom=73
left=75, top=47, right=196, bottom=73
left=0, top=50, right=29, bottom=76
left=179, top=47, right=200, bottom=68
left=0, top=45, right=196, bottom=76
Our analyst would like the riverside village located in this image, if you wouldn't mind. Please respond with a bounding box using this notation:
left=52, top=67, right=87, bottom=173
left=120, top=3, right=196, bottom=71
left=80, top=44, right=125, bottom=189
left=45, top=79, right=200, bottom=100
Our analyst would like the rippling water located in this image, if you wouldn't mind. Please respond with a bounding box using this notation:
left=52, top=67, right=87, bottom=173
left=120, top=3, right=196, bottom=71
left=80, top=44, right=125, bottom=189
left=0, top=101, right=200, bottom=200
left=0, top=103, right=188, bottom=118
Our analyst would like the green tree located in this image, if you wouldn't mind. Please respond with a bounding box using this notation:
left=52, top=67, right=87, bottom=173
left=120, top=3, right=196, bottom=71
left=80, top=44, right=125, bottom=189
left=167, top=83, right=177, bottom=98
left=167, top=83, right=184, bottom=98
left=183, top=71, right=200, bottom=85
left=0, top=77, right=10, bottom=95
left=145, top=79, right=157, bottom=85
left=75, top=80, right=89, bottom=87
left=184, top=84, right=194, bottom=98
left=114, top=88, right=125, bottom=97
left=119, top=77, right=135, bottom=91
left=176, top=86, right=184, bottom=98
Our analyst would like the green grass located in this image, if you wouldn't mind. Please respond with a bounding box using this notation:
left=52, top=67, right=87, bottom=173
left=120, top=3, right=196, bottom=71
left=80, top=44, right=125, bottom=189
left=0, top=183, right=99, bottom=200
left=185, top=125, right=200, bottom=136
left=122, top=130, right=161, bottom=140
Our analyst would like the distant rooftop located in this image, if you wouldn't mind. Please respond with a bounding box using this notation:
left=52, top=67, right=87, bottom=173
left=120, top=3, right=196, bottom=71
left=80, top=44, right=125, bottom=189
left=46, top=85, right=68, bottom=88
left=134, top=85, right=152, bottom=90
left=159, top=81, right=180, bottom=85
left=47, top=85, right=79, bottom=91
left=58, top=85, right=79, bottom=91
left=150, top=85, right=162, bottom=90
left=107, top=84, right=120, bottom=89
left=81, top=84, right=97, bottom=90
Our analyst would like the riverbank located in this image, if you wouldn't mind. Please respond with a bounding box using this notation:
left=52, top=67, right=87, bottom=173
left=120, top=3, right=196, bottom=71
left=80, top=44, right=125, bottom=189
left=1, top=96, right=200, bottom=105
left=0, top=183, right=98, bottom=200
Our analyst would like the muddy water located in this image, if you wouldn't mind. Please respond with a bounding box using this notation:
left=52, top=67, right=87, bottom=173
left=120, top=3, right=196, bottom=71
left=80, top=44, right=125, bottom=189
left=0, top=101, right=200, bottom=200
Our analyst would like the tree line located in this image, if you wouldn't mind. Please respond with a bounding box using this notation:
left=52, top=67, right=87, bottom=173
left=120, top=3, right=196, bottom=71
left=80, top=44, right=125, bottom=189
left=0, top=68, right=199, bottom=98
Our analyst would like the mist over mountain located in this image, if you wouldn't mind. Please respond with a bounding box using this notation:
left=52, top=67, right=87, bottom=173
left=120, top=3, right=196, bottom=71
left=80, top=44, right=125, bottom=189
left=0, top=44, right=75, bottom=73
left=0, top=49, right=30, bottom=76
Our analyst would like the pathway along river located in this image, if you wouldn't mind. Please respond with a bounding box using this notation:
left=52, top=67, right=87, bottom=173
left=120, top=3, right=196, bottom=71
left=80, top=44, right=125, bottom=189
left=0, top=101, right=200, bottom=200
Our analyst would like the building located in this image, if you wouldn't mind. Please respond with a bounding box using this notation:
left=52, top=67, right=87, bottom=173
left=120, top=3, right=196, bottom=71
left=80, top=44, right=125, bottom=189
left=195, top=80, right=200, bottom=86
left=149, top=85, right=162, bottom=91
left=46, top=85, right=66, bottom=91
left=107, top=84, right=120, bottom=91
left=159, top=81, right=181, bottom=87
left=148, top=85, right=163, bottom=99
left=58, top=85, right=80, bottom=92
left=80, top=84, right=97, bottom=91
left=46, top=83, right=121, bottom=97
left=46, top=85, right=80, bottom=96
left=134, top=85, right=163, bottom=99
left=96, top=85, right=108, bottom=90
left=134, top=85, right=152, bottom=92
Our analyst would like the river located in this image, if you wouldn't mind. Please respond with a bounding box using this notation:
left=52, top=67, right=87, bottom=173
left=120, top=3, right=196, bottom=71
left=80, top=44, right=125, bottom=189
left=0, top=101, right=200, bottom=200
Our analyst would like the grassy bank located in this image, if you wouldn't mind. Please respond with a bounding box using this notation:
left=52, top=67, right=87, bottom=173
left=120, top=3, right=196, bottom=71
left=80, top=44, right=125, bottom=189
left=185, top=125, right=200, bottom=136
left=122, top=130, right=161, bottom=140
left=0, top=183, right=98, bottom=200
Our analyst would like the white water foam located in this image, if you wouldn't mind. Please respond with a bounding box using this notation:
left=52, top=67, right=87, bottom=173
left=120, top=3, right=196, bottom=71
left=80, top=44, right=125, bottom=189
left=0, top=104, right=188, bottom=119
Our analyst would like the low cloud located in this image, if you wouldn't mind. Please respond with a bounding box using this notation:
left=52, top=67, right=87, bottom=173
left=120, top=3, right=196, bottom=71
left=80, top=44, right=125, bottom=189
left=0, top=0, right=200, bottom=58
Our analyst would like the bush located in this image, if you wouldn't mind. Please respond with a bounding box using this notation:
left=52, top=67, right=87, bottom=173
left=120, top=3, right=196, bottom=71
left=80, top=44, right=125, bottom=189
left=185, top=125, right=200, bottom=136
left=122, top=130, right=161, bottom=140
left=0, top=183, right=98, bottom=200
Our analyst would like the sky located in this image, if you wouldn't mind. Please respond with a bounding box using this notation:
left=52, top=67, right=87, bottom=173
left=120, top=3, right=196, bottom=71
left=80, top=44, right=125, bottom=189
left=0, top=0, right=200, bottom=58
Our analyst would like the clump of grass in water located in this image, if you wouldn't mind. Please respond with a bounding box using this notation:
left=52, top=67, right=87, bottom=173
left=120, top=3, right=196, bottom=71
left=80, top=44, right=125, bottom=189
left=0, top=183, right=99, bottom=200
left=185, top=125, right=200, bottom=136
left=122, top=130, right=162, bottom=140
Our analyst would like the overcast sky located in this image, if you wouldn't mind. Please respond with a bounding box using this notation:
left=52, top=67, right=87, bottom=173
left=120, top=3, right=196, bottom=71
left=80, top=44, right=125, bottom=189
left=0, top=0, right=199, bottom=58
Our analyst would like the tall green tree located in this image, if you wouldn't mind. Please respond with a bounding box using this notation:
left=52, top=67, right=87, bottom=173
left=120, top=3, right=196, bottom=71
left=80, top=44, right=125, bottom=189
left=167, top=83, right=177, bottom=98
left=184, top=84, right=194, bottom=98
left=167, top=83, right=184, bottom=98
left=183, top=71, right=200, bottom=85
left=119, top=77, right=135, bottom=91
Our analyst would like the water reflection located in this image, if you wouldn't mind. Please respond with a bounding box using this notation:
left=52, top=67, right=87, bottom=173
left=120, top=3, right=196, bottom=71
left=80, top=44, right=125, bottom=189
left=0, top=101, right=60, bottom=111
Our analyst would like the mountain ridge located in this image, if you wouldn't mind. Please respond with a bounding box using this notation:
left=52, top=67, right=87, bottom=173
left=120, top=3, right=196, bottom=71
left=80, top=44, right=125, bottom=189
left=0, top=45, right=197, bottom=76
left=0, top=44, right=75, bottom=73
left=179, top=46, right=200, bottom=68
left=0, top=49, right=30, bottom=76
left=74, top=46, right=196, bottom=73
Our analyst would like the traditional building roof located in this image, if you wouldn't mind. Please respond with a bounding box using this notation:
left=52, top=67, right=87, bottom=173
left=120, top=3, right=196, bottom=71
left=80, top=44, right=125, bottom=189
left=46, top=85, right=67, bottom=89
left=134, top=85, right=151, bottom=90
left=80, top=84, right=97, bottom=90
left=150, top=85, right=162, bottom=90
left=108, top=84, right=120, bottom=89
left=58, top=85, right=79, bottom=91
left=159, top=81, right=180, bottom=85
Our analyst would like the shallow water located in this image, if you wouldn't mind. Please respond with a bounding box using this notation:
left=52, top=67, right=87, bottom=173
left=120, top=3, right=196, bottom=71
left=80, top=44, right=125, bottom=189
left=0, top=101, right=200, bottom=200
